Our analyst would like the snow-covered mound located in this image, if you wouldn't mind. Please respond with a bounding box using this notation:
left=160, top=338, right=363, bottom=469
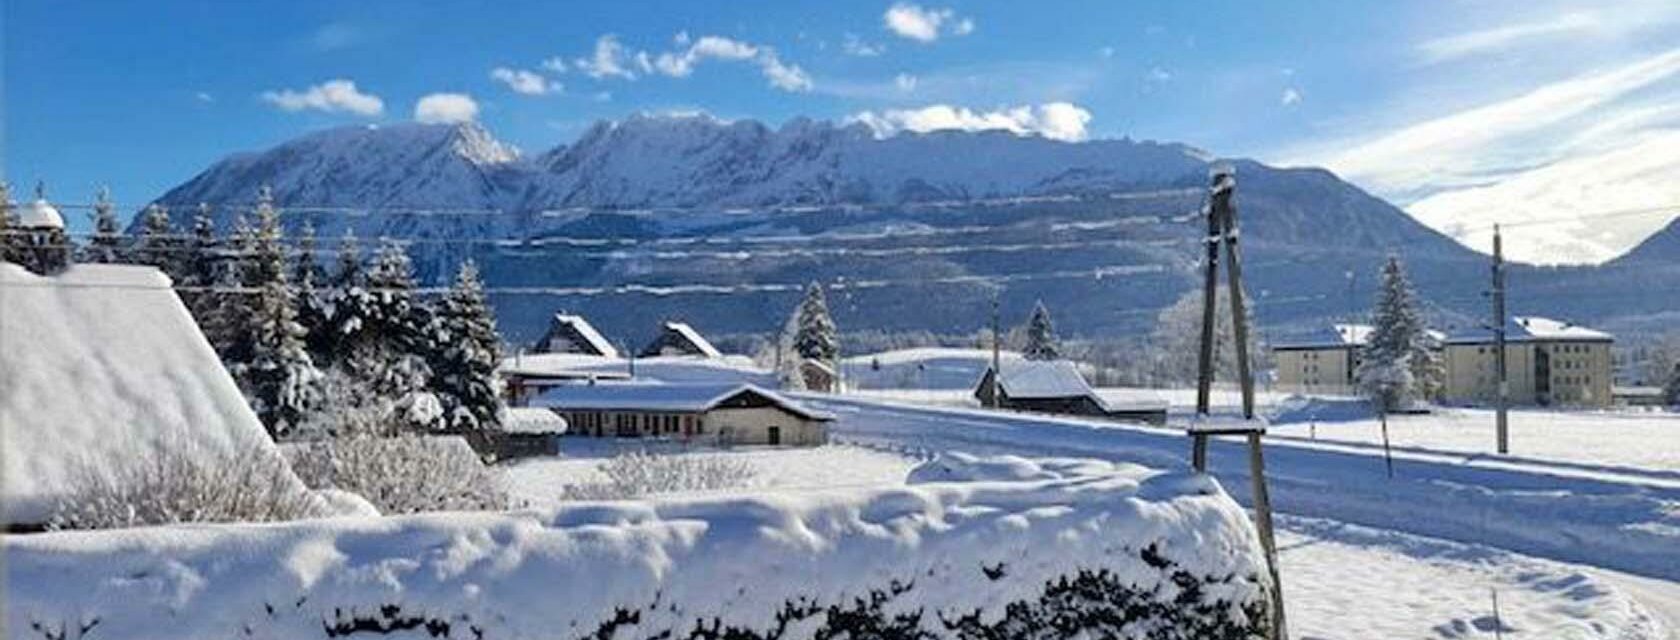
left=6, top=456, right=1272, bottom=639
left=0, top=264, right=286, bottom=526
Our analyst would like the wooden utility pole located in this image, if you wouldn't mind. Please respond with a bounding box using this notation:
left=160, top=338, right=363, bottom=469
left=1493, top=225, right=1509, bottom=454
left=1189, top=163, right=1287, bottom=640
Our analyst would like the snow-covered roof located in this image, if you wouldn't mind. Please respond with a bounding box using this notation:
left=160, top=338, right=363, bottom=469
left=0, top=264, right=287, bottom=525
left=1273, top=324, right=1372, bottom=350
left=502, top=407, right=570, bottom=435
left=534, top=382, right=833, bottom=421
left=546, top=314, right=619, bottom=358
left=14, top=197, right=64, bottom=229
left=501, top=352, right=630, bottom=378
left=662, top=321, right=722, bottom=358
left=987, top=359, right=1097, bottom=400
left=1444, top=316, right=1613, bottom=345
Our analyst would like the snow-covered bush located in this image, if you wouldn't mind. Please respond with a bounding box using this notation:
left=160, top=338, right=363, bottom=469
left=7, top=456, right=1274, bottom=639
left=564, top=451, right=757, bottom=500
left=48, top=442, right=321, bottom=530
left=286, top=434, right=507, bottom=514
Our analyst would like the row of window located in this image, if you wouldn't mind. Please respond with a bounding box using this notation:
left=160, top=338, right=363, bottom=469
left=566, top=411, right=703, bottom=437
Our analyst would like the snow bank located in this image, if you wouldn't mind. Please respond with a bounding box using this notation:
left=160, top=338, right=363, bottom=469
left=5, top=456, right=1272, bottom=639
left=0, top=264, right=285, bottom=526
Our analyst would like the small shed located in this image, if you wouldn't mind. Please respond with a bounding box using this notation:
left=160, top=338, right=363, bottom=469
left=495, top=407, right=570, bottom=458
left=535, top=382, right=832, bottom=446
left=535, top=313, right=619, bottom=358
left=639, top=321, right=723, bottom=358
left=974, top=360, right=1166, bottom=425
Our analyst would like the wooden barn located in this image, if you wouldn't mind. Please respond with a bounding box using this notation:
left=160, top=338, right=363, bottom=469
left=639, top=321, right=723, bottom=358
left=974, top=360, right=1166, bottom=425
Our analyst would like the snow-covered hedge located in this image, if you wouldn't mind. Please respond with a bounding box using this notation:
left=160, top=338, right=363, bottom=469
left=5, top=455, right=1273, bottom=639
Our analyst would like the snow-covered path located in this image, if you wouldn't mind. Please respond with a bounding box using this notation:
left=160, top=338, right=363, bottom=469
left=804, top=394, right=1679, bottom=637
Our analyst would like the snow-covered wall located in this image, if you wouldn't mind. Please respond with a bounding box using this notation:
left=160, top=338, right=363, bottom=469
left=4, top=456, right=1272, bottom=639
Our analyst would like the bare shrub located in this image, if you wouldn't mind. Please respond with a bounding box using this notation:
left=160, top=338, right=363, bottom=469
left=286, top=435, right=508, bottom=514
left=563, top=451, right=758, bottom=500
left=49, top=443, right=322, bottom=530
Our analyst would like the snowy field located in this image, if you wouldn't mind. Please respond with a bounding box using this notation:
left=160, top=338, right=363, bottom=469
left=502, top=441, right=921, bottom=508
left=1268, top=397, right=1680, bottom=475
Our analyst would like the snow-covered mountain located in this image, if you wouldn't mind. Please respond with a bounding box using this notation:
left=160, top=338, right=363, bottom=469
left=143, top=114, right=1509, bottom=342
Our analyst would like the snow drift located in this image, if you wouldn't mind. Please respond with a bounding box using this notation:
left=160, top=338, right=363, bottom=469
left=0, top=264, right=291, bottom=526
left=4, top=455, right=1273, bottom=639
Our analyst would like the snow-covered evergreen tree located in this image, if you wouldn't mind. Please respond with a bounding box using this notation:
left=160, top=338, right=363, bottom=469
left=179, top=204, right=220, bottom=322
left=1356, top=256, right=1439, bottom=411
left=80, top=187, right=123, bottom=264
left=793, top=281, right=839, bottom=362
left=1021, top=300, right=1061, bottom=361
left=292, top=222, right=332, bottom=358
left=338, top=238, right=444, bottom=432
left=0, top=183, right=18, bottom=265
left=234, top=191, right=323, bottom=436
left=433, top=260, right=504, bottom=432
left=132, top=204, right=182, bottom=277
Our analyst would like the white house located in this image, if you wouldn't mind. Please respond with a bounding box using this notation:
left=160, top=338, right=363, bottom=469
left=534, top=382, right=832, bottom=446
left=0, top=263, right=295, bottom=529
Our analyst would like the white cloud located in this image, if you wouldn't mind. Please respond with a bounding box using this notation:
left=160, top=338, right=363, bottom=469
left=540, top=56, right=568, bottom=73
left=576, top=34, right=638, bottom=79
left=1147, top=67, right=1172, bottom=83
left=848, top=102, right=1092, bottom=142
left=1280, top=87, right=1302, bottom=106
left=655, top=35, right=760, bottom=76
left=261, top=79, right=383, bottom=116
left=895, top=73, right=918, bottom=92
left=413, top=92, right=479, bottom=124
left=883, top=3, right=972, bottom=43
left=194, top=91, right=215, bottom=104
left=490, top=67, right=562, bottom=95
left=1417, top=12, right=1601, bottom=64
left=650, top=34, right=812, bottom=92
left=1098, top=46, right=1116, bottom=59
left=843, top=33, right=885, bottom=57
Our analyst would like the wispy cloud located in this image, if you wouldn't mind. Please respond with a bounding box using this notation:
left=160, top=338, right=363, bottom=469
left=651, top=34, right=813, bottom=92
left=306, top=22, right=363, bottom=52
left=848, top=102, right=1092, bottom=142
left=843, top=33, right=885, bottom=57
left=413, top=93, right=479, bottom=124
left=490, top=67, right=562, bottom=96
left=894, top=73, right=918, bottom=92
left=1280, top=87, right=1302, bottom=106
left=883, top=3, right=973, bottom=43
left=1417, top=12, right=1601, bottom=64
left=1303, top=47, right=1680, bottom=201
left=260, top=79, right=383, bottom=116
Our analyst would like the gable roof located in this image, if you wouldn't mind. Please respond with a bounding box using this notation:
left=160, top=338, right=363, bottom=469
left=542, top=314, right=619, bottom=358
left=640, top=321, right=723, bottom=358
left=1444, top=316, right=1613, bottom=345
left=0, top=264, right=288, bottom=525
left=533, top=382, right=833, bottom=421
left=983, top=360, right=1097, bottom=401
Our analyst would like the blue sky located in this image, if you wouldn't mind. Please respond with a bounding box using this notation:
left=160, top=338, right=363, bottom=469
left=6, top=1, right=1680, bottom=262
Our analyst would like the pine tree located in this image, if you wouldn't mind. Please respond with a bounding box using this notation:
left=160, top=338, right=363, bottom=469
left=793, top=281, right=839, bottom=362
left=1021, top=300, right=1061, bottom=361
left=179, top=204, right=219, bottom=320
left=325, top=230, right=374, bottom=368
left=433, top=260, right=504, bottom=432
left=293, top=222, right=331, bottom=358
left=80, top=187, right=123, bottom=264
left=233, top=192, right=322, bottom=436
left=132, top=204, right=182, bottom=277
left=341, top=238, right=444, bottom=432
left=1356, top=256, right=1438, bottom=411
